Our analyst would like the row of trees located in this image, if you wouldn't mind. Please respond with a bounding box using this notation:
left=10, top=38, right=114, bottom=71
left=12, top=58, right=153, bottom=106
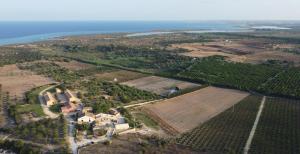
left=81, top=79, right=159, bottom=104
left=0, top=47, right=43, bottom=66
left=176, top=95, right=262, bottom=153
left=260, top=68, right=300, bottom=98
left=8, top=117, right=66, bottom=145
left=0, top=139, right=41, bottom=154
left=250, top=97, right=300, bottom=154
left=178, top=56, right=281, bottom=91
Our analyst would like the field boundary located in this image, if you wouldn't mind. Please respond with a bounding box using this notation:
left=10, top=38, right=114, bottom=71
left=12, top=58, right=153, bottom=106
left=142, top=108, right=179, bottom=135
left=243, top=96, right=266, bottom=154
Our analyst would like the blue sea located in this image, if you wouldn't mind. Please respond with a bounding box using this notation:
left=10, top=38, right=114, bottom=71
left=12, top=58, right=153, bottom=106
left=0, top=21, right=249, bottom=46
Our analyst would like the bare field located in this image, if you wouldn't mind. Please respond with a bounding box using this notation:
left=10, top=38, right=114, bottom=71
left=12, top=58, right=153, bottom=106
left=144, top=87, right=249, bottom=133
left=0, top=65, right=55, bottom=98
left=172, top=40, right=300, bottom=64
left=121, top=76, right=200, bottom=96
left=54, top=60, right=94, bottom=71
left=95, top=70, right=147, bottom=82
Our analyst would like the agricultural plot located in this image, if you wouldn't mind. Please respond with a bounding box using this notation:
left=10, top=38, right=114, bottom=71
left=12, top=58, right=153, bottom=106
left=178, top=56, right=281, bottom=91
left=95, top=70, right=147, bottom=82
left=144, top=87, right=249, bottom=133
left=121, top=76, right=200, bottom=96
left=176, top=95, right=262, bottom=153
left=250, top=97, right=300, bottom=154
left=260, top=68, right=300, bottom=98
left=54, top=60, right=94, bottom=71
left=0, top=64, right=55, bottom=98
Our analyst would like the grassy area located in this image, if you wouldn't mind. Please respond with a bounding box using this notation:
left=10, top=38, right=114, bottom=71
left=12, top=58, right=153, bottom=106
left=25, top=85, right=53, bottom=104
left=176, top=95, right=262, bottom=153
left=16, top=104, right=45, bottom=117
left=134, top=111, right=159, bottom=130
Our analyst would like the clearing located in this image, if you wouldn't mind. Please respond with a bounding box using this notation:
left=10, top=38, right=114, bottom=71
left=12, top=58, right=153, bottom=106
left=172, top=40, right=300, bottom=64
left=54, top=60, right=94, bottom=71
left=121, top=76, right=200, bottom=96
left=0, top=64, right=55, bottom=98
left=144, top=86, right=249, bottom=133
left=95, top=70, right=147, bottom=82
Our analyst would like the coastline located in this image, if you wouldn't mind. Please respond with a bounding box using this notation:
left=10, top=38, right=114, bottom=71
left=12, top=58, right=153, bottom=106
left=0, top=29, right=251, bottom=47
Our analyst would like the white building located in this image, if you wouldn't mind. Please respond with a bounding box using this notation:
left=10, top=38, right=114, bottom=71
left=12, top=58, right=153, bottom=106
left=78, top=115, right=95, bottom=124
left=115, top=123, right=130, bottom=131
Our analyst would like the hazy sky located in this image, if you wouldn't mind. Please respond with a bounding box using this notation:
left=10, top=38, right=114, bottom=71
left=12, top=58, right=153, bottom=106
left=1, top=0, right=300, bottom=21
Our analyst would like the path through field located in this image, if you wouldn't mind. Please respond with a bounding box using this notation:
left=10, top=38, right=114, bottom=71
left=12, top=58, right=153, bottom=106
left=243, top=96, right=266, bottom=154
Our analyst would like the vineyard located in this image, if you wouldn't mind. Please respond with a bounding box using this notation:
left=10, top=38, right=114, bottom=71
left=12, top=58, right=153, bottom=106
left=176, top=95, right=262, bottom=153
left=260, top=68, right=300, bottom=98
left=177, top=56, right=281, bottom=91
left=250, top=97, right=300, bottom=154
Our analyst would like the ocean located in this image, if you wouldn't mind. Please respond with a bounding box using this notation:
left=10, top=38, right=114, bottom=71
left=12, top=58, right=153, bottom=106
left=0, top=21, right=248, bottom=46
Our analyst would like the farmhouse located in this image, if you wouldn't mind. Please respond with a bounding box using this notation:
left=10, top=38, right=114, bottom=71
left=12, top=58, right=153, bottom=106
left=78, top=114, right=96, bottom=124
left=65, top=89, right=77, bottom=103
left=43, top=92, right=56, bottom=107
left=61, top=102, right=77, bottom=113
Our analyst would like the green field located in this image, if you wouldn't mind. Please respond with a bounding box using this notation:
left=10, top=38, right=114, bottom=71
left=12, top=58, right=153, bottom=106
left=133, top=111, right=159, bottom=130
left=16, top=104, right=45, bottom=117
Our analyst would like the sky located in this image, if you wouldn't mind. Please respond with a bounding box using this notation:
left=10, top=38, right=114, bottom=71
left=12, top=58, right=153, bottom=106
left=1, top=0, right=300, bottom=21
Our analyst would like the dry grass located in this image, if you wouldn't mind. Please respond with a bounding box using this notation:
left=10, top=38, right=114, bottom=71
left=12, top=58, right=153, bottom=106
left=121, top=76, right=200, bottom=96
left=144, top=87, right=249, bottom=133
left=79, top=134, right=199, bottom=154
left=54, top=60, right=94, bottom=71
left=95, top=70, right=147, bottom=82
left=172, top=40, right=300, bottom=64
left=0, top=64, right=55, bottom=98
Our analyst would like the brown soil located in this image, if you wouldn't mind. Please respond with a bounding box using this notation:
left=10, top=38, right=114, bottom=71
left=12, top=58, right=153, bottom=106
left=145, top=87, right=249, bottom=133
left=0, top=65, right=55, bottom=98
left=171, top=40, right=300, bottom=64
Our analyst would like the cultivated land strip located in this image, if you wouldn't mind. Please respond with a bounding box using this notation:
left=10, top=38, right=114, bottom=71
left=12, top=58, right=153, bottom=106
left=243, top=96, right=266, bottom=154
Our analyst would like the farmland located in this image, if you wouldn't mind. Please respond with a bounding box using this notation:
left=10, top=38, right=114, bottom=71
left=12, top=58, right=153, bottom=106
left=178, top=56, right=281, bottom=91
left=1, top=30, right=300, bottom=153
left=0, top=64, right=55, bottom=98
left=95, top=70, right=147, bottom=82
left=171, top=39, right=300, bottom=64
left=250, top=97, right=300, bottom=154
left=54, top=60, right=94, bottom=71
left=176, top=95, right=262, bottom=153
left=144, top=87, right=249, bottom=133
left=260, top=67, right=300, bottom=98
left=121, top=76, right=200, bottom=96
